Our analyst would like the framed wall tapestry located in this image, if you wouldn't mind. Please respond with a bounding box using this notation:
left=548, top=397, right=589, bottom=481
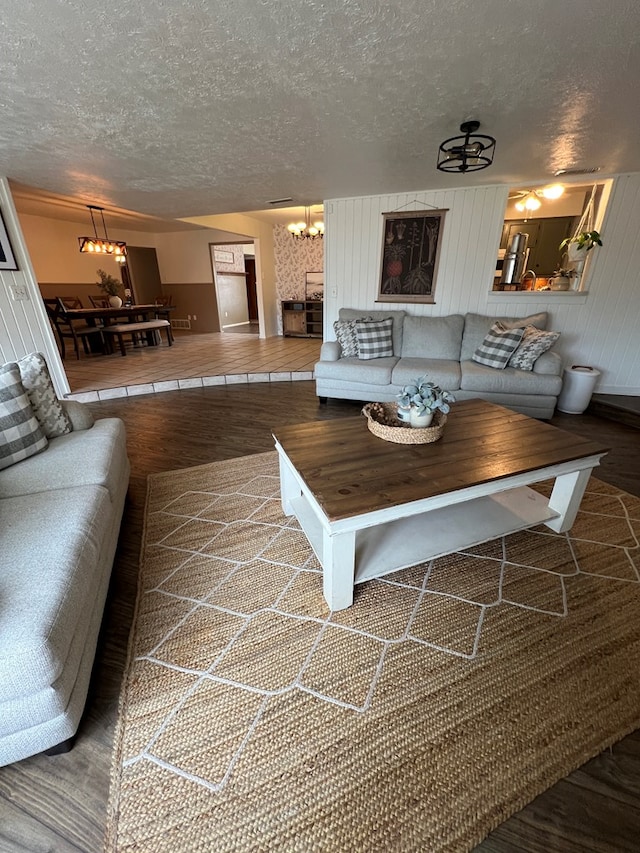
left=377, top=209, right=447, bottom=304
left=0, top=209, right=18, bottom=271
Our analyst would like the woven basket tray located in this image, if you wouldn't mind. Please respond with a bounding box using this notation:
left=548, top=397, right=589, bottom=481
left=362, top=402, right=447, bottom=444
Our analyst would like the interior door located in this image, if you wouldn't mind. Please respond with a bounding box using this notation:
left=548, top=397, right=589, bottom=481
left=244, top=258, right=258, bottom=322
left=126, top=246, right=162, bottom=304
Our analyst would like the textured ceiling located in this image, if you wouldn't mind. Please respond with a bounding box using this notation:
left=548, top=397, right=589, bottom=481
left=2, top=0, right=640, bottom=226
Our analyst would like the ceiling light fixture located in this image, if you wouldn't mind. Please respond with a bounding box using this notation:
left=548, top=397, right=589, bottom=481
left=436, top=120, right=496, bottom=173
left=287, top=206, right=324, bottom=240
left=513, top=184, right=565, bottom=212
left=78, top=205, right=127, bottom=263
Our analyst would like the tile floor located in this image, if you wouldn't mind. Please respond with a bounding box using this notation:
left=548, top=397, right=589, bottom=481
left=63, top=331, right=322, bottom=402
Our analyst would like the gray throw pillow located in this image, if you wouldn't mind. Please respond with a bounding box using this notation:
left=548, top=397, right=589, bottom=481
left=0, top=362, right=48, bottom=470
left=509, top=326, right=560, bottom=371
left=17, top=352, right=72, bottom=437
left=472, top=322, right=524, bottom=369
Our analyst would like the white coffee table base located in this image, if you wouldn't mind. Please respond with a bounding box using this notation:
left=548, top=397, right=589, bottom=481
left=275, top=443, right=603, bottom=611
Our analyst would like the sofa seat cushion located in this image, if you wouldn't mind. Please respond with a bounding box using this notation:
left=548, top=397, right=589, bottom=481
left=314, top=355, right=398, bottom=385
left=0, top=417, right=127, bottom=503
left=0, top=484, right=111, bottom=700
left=339, top=308, right=406, bottom=355
left=461, top=312, right=548, bottom=362
left=392, top=358, right=462, bottom=391
left=461, top=360, right=563, bottom=395
left=400, top=314, right=464, bottom=360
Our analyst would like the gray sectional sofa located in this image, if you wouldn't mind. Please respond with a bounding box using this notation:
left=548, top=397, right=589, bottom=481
left=315, top=308, right=564, bottom=419
left=0, top=398, right=129, bottom=765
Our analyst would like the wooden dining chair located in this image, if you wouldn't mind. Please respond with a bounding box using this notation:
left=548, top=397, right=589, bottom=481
left=153, top=294, right=174, bottom=306
left=44, top=297, right=105, bottom=359
left=57, top=296, right=84, bottom=309
left=88, top=295, right=111, bottom=308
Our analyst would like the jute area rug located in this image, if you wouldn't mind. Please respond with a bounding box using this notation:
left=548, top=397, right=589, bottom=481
left=106, top=451, right=640, bottom=853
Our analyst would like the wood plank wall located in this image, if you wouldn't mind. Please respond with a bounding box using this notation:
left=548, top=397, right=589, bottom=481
left=324, top=175, right=640, bottom=395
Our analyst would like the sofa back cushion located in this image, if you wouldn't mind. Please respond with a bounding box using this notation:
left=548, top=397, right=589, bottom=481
left=401, top=314, right=464, bottom=360
left=461, top=312, right=548, bottom=362
left=339, top=308, right=406, bottom=355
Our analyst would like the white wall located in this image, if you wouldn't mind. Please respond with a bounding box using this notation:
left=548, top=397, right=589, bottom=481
left=324, top=175, right=640, bottom=395
left=19, top=214, right=157, bottom=284
left=0, top=179, right=68, bottom=394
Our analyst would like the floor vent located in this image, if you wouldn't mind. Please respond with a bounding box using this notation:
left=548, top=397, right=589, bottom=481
left=171, top=318, right=191, bottom=330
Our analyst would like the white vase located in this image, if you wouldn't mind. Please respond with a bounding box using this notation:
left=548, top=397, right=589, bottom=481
left=397, top=405, right=412, bottom=424
left=109, top=296, right=123, bottom=308
left=410, top=408, right=434, bottom=428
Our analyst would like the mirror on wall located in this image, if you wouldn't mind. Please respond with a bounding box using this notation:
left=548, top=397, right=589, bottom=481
left=493, top=182, right=606, bottom=292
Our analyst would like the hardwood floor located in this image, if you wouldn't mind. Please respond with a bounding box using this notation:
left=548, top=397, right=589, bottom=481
left=1, top=384, right=639, bottom=853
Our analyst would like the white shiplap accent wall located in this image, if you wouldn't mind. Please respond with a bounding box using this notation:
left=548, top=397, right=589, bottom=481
left=0, top=178, right=68, bottom=395
left=325, top=176, right=640, bottom=395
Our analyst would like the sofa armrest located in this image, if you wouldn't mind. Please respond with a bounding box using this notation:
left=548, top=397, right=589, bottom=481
left=60, top=400, right=95, bottom=431
left=319, top=341, right=341, bottom=362
left=533, top=350, right=562, bottom=376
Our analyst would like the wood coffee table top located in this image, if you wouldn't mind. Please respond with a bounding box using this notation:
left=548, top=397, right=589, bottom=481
left=272, top=399, right=609, bottom=522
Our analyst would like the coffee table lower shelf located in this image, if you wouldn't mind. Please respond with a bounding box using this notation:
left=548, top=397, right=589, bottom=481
left=290, top=486, right=560, bottom=592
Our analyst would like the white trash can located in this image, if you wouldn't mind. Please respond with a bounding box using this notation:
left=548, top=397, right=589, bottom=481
left=557, top=365, right=601, bottom=414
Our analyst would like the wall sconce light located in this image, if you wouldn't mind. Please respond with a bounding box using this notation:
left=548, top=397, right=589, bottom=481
left=436, top=120, right=496, bottom=173
left=78, top=205, right=127, bottom=262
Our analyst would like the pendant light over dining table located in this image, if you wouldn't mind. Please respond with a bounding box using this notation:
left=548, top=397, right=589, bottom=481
left=78, top=205, right=127, bottom=263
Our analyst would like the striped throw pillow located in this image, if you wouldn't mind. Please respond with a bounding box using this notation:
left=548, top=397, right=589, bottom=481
left=472, top=322, right=524, bottom=369
left=0, top=363, right=48, bottom=470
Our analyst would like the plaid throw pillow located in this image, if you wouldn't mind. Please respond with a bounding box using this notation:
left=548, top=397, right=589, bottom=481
left=0, top=362, right=48, bottom=470
left=472, top=322, right=524, bottom=369
left=508, top=326, right=560, bottom=371
left=355, top=317, right=394, bottom=360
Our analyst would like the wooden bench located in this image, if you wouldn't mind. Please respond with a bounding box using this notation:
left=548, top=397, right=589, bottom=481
left=102, top=319, right=173, bottom=356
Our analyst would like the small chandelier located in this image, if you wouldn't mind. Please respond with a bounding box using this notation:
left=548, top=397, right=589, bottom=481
left=287, top=207, right=324, bottom=240
left=78, top=205, right=127, bottom=263
left=513, top=184, right=565, bottom=212
left=436, top=120, right=496, bottom=173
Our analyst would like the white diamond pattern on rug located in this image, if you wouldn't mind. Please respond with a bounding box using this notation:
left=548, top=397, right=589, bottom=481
left=122, top=454, right=640, bottom=808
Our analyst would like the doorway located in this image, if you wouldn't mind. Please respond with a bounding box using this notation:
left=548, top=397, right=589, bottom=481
left=210, top=242, right=259, bottom=335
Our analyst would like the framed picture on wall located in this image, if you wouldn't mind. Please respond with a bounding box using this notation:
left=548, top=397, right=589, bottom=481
left=305, top=271, right=324, bottom=300
left=0, top=209, right=18, bottom=271
left=377, top=209, right=447, bottom=304
left=214, top=249, right=234, bottom=264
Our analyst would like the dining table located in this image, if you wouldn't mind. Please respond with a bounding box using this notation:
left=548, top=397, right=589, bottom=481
left=61, top=303, right=175, bottom=352
left=62, top=303, right=174, bottom=324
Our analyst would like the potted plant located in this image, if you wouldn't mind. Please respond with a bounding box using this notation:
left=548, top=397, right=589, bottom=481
left=96, top=268, right=123, bottom=307
left=559, top=229, right=603, bottom=255
left=396, top=376, right=455, bottom=428
left=548, top=267, right=575, bottom=291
